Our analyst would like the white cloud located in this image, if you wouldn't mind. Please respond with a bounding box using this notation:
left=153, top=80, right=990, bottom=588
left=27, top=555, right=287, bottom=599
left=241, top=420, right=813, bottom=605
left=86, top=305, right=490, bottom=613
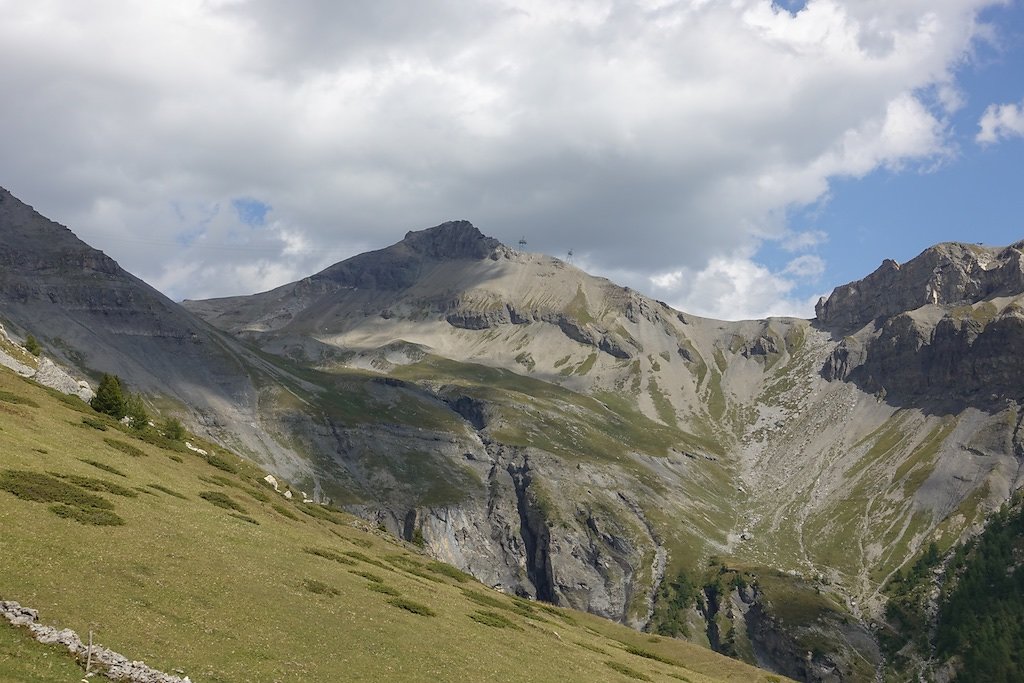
left=648, top=252, right=824, bottom=321
left=783, top=254, right=826, bottom=279
left=781, top=230, right=828, bottom=252
left=0, top=0, right=1005, bottom=307
left=977, top=98, right=1024, bottom=144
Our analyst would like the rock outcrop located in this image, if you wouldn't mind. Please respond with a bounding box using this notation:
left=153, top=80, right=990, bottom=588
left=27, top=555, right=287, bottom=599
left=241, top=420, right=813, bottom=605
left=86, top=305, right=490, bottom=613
left=817, top=241, right=1024, bottom=407
left=1, top=600, right=191, bottom=682
left=815, top=242, right=1024, bottom=331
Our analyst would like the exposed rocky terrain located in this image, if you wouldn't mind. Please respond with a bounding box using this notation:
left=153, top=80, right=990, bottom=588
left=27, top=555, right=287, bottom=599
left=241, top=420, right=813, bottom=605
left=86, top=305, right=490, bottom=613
left=3, top=185, right=1022, bottom=681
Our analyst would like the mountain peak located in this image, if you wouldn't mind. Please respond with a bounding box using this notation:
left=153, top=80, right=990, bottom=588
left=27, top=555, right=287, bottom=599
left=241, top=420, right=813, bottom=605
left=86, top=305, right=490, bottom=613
left=400, top=220, right=501, bottom=260
left=816, top=240, right=1024, bottom=330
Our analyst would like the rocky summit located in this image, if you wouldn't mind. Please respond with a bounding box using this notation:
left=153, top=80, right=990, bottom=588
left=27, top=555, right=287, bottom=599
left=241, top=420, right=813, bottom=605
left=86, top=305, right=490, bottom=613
left=2, top=186, right=1022, bottom=682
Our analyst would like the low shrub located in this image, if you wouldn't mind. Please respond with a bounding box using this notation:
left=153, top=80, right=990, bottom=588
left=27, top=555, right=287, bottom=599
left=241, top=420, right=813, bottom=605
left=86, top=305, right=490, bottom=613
left=78, top=459, right=127, bottom=478
left=0, top=470, right=112, bottom=509
left=103, top=438, right=146, bottom=458
left=426, top=561, right=472, bottom=583
left=246, top=487, right=270, bottom=503
left=350, top=570, right=384, bottom=583
left=198, top=490, right=246, bottom=513
left=303, top=579, right=339, bottom=596
left=272, top=504, right=299, bottom=520
left=623, top=646, right=679, bottom=666
left=604, top=661, right=652, bottom=681
left=468, top=610, right=521, bottom=630
left=228, top=513, right=259, bottom=525
left=205, top=454, right=238, bottom=474
left=367, top=583, right=401, bottom=596
left=387, top=598, right=435, bottom=617
left=55, top=473, right=137, bottom=498
left=303, top=548, right=356, bottom=565
left=0, top=390, right=38, bottom=407
left=80, top=417, right=108, bottom=431
left=49, top=503, right=124, bottom=526
left=147, top=483, right=187, bottom=499
left=343, top=551, right=390, bottom=570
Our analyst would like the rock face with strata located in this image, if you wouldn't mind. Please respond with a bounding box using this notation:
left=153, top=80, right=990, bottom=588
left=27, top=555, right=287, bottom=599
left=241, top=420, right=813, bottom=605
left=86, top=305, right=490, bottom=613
left=0, top=187, right=304, bottom=477
left=818, top=241, right=1024, bottom=407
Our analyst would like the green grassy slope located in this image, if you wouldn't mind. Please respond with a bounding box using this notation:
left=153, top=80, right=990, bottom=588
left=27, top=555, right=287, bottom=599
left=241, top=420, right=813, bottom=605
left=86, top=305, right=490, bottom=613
left=0, top=367, right=790, bottom=683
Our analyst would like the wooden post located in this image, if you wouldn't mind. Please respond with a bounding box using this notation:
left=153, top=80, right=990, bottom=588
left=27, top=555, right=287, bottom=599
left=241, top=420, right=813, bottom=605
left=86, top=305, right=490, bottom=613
left=86, top=630, right=93, bottom=673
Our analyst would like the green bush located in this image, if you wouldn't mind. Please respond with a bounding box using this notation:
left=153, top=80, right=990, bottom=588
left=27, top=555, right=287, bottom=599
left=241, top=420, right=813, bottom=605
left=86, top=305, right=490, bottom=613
left=367, top=583, right=401, bottom=596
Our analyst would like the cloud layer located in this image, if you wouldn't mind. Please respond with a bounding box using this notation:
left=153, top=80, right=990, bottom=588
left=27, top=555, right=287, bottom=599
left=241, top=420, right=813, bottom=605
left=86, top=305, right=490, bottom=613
left=0, top=0, right=1006, bottom=318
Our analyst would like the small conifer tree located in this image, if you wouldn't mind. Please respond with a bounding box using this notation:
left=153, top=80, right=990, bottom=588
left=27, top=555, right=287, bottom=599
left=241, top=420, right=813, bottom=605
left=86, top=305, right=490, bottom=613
left=125, top=393, right=149, bottom=430
left=90, top=374, right=126, bottom=418
left=24, top=334, right=41, bottom=356
left=162, top=417, right=185, bottom=441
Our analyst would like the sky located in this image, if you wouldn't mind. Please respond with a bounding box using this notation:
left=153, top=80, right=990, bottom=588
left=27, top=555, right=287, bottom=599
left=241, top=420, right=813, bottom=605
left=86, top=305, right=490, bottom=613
left=1, top=0, right=1022, bottom=321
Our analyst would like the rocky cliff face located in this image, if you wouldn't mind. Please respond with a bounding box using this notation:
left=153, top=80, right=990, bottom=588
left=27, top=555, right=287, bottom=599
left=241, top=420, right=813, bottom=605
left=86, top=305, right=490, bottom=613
left=815, top=242, right=1024, bottom=331
left=818, top=242, right=1024, bottom=409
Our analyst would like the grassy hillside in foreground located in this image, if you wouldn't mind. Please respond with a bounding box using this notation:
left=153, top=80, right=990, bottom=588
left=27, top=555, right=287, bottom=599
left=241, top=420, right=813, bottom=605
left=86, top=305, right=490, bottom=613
left=0, top=367, right=791, bottom=683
